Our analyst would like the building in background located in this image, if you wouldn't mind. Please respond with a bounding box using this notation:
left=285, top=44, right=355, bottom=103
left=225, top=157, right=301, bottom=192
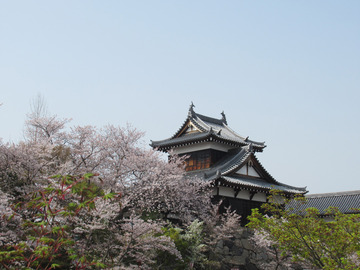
left=287, top=190, right=360, bottom=221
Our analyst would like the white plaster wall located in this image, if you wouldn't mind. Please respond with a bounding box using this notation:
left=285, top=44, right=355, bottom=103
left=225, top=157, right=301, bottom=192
left=237, top=166, right=247, bottom=175
left=252, top=192, right=267, bottom=202
left=236, top=190, right=250, bottom=200
left=248, top=167, right=260, bottom=178
left=213, top=187, right=267, bottom=203
left=218, top=186, right=235, bottom=197
left=172, top=142, right=232, bottom=155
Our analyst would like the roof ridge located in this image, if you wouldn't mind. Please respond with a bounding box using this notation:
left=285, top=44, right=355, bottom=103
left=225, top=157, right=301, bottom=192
left=306, top=190, right=360, bottom=198
left=192, top=113, right=211, bottom=131
left=223, top=123, right=266, bottom=147
left=195, top=112, right=225, bottom=126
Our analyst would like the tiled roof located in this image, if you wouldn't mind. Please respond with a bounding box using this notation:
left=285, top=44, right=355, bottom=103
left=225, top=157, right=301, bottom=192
left=151, top=104, right=266, bottom=151
left=286, top=190, right=360, bottom=215
left=203, top=146, right=307, bottom=194
left=196, top=113, right=225, bottom=126
left=151, top=131, right=213, bottom=148
left=204, top=148, right=251, bottom=179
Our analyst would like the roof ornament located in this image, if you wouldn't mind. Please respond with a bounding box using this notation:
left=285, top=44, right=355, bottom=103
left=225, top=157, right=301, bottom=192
left=221, top=111, right=227, bottom=124
left=188, top=102, right=195, bottom=117
left=244, top=136, right=249, bottom=142
left=217, top=129, right=222, bottom=135
left=247, top=143, right=254, bottom=153
left=216, top=170, right=221, bottom=178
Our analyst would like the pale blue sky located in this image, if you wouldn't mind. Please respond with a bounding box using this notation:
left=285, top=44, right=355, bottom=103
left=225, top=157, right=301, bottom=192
left=1, top=1, right=359, bottom=194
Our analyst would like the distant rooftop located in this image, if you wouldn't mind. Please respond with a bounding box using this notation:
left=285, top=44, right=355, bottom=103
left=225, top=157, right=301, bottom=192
left=287, top=190, right=360, bottom=215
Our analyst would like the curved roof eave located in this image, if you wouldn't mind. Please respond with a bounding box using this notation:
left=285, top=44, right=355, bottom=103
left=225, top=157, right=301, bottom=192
left=151, top=134, right=265, bottom=153
left=219, top=176, right=307, bottom=194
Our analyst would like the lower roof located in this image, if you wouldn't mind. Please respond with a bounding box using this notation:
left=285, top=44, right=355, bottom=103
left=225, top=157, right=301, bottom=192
left=219, top=175, right=307, bottom=194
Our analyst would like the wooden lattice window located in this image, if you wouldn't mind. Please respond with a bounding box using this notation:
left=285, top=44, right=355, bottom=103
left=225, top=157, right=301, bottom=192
left=185, top=151, right=211, bottom=171
left=183, top=149, right=225, bottom=172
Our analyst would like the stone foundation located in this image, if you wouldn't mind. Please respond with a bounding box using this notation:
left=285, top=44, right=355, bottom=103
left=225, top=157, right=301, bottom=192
left=212, top=228, right=306, bottom=270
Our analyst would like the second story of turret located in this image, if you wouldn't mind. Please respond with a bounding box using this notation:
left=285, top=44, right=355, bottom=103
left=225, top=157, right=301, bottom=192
left=150, top=103, right=266, bottom=172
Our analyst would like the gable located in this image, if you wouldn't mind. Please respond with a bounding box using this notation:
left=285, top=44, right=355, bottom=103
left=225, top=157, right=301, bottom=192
left=176, top=120, right=201, bottom=137
left=235, top=160, right=261, bottom=178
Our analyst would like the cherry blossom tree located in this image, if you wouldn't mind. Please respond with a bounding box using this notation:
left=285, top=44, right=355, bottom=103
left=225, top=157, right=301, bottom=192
left=0, top=110, right=245, bottom=269
left=0, top=173, right=184, bottom=269
left=250, top=227, right=294, bottom=270
left=0, top=190, right=21, bottom=248
left=0, top=113, right=216, bottom=267
left=4, top=113, right=211, bottom=222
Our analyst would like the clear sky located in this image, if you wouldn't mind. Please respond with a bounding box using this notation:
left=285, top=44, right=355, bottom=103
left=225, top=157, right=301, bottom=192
left=1, top=1, right=359, bottom=194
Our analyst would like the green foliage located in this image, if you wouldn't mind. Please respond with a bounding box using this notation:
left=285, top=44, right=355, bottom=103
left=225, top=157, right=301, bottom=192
left=158, top=220, right=209, bottom=269
left=247, top=190, right=360, bottom=270
left=157, top=226, right=187, bottom=269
